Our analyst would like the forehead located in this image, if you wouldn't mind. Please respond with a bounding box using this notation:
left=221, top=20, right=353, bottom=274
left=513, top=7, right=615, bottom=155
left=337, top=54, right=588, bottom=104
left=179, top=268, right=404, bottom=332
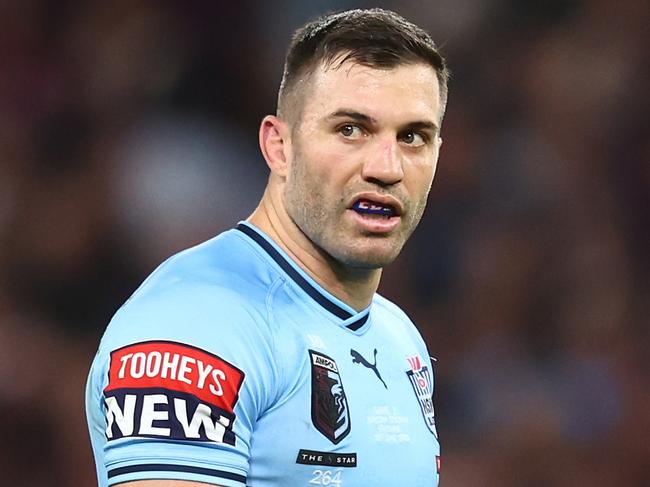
left=301, top=60, right=441, bottom=126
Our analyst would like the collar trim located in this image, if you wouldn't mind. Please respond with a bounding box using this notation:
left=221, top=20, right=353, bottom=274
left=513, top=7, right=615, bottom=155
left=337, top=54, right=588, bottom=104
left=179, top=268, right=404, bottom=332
left=236, top=222, right=369, bottom=330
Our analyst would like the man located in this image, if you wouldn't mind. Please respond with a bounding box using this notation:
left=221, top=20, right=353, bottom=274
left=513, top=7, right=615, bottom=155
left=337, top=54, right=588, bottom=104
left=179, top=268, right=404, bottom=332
left=86, top=8, right=449, bottom=487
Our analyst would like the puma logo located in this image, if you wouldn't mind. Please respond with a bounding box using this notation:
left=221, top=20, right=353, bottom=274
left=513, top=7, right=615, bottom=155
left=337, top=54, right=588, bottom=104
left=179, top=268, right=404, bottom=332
left=350, top=348, right=387, bottom=389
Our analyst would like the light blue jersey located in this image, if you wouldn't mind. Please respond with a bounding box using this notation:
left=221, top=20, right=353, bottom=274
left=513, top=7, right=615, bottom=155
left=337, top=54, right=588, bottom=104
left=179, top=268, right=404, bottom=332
left=86, top=222, right=440, bottom=486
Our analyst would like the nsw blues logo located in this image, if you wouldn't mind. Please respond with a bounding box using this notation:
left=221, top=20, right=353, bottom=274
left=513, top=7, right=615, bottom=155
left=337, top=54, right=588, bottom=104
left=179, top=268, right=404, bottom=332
left=406, top=355, right=437, bottom=437
left=309, top=350, right=351, bottom=444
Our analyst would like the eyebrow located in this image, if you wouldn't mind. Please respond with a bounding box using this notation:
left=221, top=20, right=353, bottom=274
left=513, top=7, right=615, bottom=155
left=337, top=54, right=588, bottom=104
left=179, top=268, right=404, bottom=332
left=405, top=120, right=440, bottom=135
left=326, top=110, right=378, bottom=125
left=326, top=109, right=439, bottom=134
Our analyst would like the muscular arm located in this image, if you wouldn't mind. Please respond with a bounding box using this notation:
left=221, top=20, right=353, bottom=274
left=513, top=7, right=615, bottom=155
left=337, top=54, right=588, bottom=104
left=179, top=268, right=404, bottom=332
left=117, top=481, right=224, bottom=487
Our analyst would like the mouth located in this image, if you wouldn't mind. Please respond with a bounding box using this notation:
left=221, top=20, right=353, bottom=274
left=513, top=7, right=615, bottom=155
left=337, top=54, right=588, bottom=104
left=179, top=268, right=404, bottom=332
left=350, top=197, right=401, bottom=219
left=346, top=195, right=403, bottom=234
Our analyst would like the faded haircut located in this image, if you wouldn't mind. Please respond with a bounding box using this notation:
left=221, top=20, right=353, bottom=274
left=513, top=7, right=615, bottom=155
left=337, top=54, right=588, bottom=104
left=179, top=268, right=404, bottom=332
left=277, top=8, right=450, bottom=126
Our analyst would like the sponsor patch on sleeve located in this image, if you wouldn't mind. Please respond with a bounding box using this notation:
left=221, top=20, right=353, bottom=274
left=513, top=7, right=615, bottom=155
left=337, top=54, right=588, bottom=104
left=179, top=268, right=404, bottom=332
left=103, top=340, right=244, bottom=446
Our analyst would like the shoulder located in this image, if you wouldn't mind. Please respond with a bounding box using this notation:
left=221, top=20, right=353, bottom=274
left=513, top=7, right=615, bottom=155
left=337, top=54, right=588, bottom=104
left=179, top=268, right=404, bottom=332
left=372, top=293, right=415, bottom=327
left=371, top=293, right=428, bottom=346
left=97, top=228, right=287, bottom=362
left=86, top=229, right=291, bottom=486
left=122, top=229, right=276, bottom=315
left=89, top=229, right=288, bottom=416
left=127, top=228, right=276, bottom=308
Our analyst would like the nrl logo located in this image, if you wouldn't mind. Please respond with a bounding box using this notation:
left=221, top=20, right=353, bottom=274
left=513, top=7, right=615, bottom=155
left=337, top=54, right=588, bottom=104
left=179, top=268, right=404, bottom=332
left=309, top=350, right=351, bottom=444
left=406, top=355, right=437, bottom=438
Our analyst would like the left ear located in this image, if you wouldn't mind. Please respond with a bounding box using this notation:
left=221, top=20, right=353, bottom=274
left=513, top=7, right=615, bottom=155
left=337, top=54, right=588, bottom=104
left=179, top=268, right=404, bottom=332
left=259, top=115, right=292, bottom=179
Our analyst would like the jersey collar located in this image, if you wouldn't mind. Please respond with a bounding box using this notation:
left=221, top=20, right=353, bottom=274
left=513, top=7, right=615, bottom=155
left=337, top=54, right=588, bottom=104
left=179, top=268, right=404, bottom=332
left=236, top=222, right=370, bottom=332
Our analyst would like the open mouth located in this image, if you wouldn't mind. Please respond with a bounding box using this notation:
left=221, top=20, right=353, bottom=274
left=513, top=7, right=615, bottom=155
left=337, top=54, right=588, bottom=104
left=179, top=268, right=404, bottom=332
left=351, top=199, right=398, bottom=218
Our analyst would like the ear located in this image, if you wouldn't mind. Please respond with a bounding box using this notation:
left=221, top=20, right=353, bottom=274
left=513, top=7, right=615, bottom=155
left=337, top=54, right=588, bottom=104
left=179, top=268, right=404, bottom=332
left=259, top=115, right=291, bottom=178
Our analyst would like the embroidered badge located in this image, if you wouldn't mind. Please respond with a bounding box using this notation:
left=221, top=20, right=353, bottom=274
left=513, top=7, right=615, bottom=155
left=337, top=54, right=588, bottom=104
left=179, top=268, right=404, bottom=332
left=309, top=350, right=351, bottom=444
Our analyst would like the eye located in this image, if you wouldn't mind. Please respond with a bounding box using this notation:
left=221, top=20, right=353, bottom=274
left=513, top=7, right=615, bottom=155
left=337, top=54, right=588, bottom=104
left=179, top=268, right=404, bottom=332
left=400, top=131, right=426, bottom=147
left=337, top=124, right=364, bottom=139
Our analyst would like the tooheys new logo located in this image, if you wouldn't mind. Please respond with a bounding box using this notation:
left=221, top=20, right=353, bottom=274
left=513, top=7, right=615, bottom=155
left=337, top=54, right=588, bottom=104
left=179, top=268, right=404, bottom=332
left=103, top=341, right=244, bottom=446
left=406, top=355, right=437, bottom=438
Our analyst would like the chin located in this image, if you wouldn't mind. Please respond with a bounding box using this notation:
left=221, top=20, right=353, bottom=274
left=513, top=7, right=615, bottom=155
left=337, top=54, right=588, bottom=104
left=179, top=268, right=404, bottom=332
left=347, top=257, right=396, bottom=270
left=333, top=241, right=402, bottom=270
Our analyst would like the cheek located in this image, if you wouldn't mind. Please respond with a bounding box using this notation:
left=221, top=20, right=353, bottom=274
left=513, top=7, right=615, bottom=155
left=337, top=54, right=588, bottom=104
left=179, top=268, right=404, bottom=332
left=287, top=154, right=331, bottom=210
left=407, top=160, right=436, bottom=194
left=303, top=150, right=351, bottom=189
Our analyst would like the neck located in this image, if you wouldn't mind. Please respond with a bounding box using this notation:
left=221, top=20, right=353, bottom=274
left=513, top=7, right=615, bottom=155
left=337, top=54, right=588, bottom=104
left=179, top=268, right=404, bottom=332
left=248, top=187, right=381, bottom=311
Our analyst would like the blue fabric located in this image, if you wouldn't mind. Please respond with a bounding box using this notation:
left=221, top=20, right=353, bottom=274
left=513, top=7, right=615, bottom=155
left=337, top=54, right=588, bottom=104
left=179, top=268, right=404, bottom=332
left=86, top=222, right=440, bottom=486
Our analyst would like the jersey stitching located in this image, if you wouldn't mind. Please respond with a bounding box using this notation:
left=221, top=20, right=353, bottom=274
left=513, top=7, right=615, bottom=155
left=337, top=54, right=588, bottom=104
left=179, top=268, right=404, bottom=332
left=234, top=224, right=358, bottom=320
left=233, top=228, right=374, bottom=335
left=265, top=276, right=286, bottom=410
left=232, top=229, right=285, bottom=283
left=232, top=230, right=339, bottom=326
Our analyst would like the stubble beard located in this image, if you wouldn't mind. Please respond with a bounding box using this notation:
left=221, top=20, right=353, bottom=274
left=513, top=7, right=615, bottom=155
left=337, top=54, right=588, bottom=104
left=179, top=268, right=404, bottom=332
left=283, top=152, right=429, bottom=271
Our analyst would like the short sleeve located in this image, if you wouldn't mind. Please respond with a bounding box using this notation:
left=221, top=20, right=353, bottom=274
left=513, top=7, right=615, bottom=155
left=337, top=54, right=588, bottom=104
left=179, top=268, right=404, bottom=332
left=86, top=281, right=280, bottom=487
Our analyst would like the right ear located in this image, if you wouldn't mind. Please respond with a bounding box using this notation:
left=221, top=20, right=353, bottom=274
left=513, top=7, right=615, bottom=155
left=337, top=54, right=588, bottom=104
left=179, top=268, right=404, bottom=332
left=259, top=115, right=291, bottom=178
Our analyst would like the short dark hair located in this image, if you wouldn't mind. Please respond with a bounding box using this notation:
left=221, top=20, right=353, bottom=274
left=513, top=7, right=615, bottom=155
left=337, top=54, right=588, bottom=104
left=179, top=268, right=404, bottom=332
left=278, top=8, right=450, bottom=125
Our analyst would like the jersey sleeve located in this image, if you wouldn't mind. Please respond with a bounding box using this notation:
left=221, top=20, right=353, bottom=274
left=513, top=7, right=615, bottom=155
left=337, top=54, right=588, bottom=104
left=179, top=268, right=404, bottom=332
left=86, top=280, right=281, bottom=487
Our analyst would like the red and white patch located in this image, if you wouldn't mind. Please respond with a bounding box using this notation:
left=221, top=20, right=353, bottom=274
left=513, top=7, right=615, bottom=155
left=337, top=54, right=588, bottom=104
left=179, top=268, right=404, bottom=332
left=407, top=355, right=423, bottom=372
left=405, top=354, right=437, bottom=438
left=103, top=341, right=244, bottom=445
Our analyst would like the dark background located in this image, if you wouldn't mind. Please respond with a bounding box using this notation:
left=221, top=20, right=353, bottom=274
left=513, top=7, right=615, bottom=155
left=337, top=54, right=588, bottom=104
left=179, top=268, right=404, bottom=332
left=1, top=0, right=648, bottom=485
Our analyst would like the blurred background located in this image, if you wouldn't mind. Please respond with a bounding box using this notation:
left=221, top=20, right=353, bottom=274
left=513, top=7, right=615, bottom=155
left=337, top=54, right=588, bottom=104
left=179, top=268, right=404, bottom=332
left=0, top=0, right=648, bottom=485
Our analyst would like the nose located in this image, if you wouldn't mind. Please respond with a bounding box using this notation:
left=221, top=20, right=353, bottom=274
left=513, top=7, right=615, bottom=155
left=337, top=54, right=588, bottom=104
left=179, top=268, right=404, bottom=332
left=361, top=138, right=404, bottom=186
